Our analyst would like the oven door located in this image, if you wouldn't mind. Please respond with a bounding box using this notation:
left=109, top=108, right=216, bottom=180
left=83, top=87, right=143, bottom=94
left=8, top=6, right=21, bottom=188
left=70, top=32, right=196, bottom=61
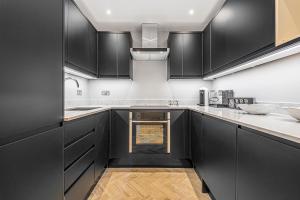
left=129, top=112, right=170, bottom=154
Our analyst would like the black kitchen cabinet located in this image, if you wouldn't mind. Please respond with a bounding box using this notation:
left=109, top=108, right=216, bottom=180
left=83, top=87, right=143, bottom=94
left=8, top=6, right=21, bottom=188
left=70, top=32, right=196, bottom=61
left=110, top=110, right=130, bottom=158
left=168, top=33, right=203, bottom=79
left=170, top=110, right=189, bottom=159
left=202, top=115, right=237, bottom=200
left=98, top=32, right=133, bottom=78
left=95, top=111, right=110, bottom=180
left=191, top=111, right=203, bottom=176
left=211, top=0, right=275, bottom=71
left=65, top=0, right=97, bottom=76
left=0, top=128, right=64, bottom=200
left=203, top=24, right=212, bottom=75
left=237, top=127, right=300, bottom=200
left=0, top=0, right=63, bottom=145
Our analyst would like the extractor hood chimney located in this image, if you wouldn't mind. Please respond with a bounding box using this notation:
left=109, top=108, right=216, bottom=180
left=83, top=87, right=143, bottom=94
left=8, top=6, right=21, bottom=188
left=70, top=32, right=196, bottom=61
left=130, top=23, right=170, bottom=61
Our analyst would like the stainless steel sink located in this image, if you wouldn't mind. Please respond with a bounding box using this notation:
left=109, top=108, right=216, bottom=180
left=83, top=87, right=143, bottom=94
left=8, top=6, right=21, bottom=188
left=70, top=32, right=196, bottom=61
left=65, top=107, right=102, bottom=111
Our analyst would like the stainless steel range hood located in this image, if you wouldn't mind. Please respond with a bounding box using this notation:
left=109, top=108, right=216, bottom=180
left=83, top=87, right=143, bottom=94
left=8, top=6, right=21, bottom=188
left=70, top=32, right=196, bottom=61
left=130, top=24, right=170, bottom=61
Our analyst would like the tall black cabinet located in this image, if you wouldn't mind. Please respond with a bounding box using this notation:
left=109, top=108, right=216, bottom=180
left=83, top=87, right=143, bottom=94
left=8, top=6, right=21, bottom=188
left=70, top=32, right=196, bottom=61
left=168, top=32, right=203, bottom=79
left=98, top=32, right=133, bottom=79
left=65, top=0, right=98, bottom=76
left=0, top=0, right=64, bottom=199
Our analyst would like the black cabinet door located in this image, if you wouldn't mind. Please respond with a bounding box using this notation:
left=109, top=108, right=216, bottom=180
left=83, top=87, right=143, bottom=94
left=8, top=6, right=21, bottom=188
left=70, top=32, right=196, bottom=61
left=168, top=33, right=183, bottom=77
left=117, top=33, right=132, bottom=78
left=191, top=111, right=203, bottom=176
left=170, top=110, right=189, bottom=159
left=98, top=32, right=132, bottom=78
left=183, top=33, right=203, bottom=77
left=98, top=32, right=118, bottom=77
left=0, top=0, right=63, bottom=145
left=203, top=24, right=211, bottom=75
left=87, top=23, right=98, bottom=74
left=237, top=128, right=300, bottom=200
left=110, top=110, right=129, bottom=158
left=211, top=0, right=275, bottom=70
left=95, top=111, right=109, bottom=180
left=66, top=0, right=97, bottom=76
left=202, top=116, right=237, bottom=200
left=0, top=128, right=64, bottom=200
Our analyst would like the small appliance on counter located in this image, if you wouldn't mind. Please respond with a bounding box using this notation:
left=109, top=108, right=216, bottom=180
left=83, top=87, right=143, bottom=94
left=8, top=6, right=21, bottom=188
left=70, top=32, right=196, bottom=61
left=198, top=90, right=206, bottom=106
left=208, top=90, right=234, bottom=107
left=228, top=97, right=255, bottom=109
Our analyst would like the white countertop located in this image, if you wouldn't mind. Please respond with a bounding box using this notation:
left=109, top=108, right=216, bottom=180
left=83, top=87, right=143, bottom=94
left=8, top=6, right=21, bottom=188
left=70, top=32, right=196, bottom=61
left=64, top=105, right=300, bottom=144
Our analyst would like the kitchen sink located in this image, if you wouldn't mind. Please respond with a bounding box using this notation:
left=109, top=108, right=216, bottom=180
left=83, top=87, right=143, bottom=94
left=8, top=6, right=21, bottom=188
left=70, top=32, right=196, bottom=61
left=65, top=107, right=102, bottom=111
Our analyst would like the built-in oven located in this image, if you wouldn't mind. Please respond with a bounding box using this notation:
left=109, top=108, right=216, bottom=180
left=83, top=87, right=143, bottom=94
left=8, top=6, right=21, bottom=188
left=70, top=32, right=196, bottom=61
left=129, top=111, right=170, bottom=154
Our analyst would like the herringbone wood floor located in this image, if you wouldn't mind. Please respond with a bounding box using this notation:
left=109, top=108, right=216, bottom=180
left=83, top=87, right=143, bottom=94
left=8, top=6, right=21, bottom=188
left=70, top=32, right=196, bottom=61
left=88, top=168, right=211, bottom=200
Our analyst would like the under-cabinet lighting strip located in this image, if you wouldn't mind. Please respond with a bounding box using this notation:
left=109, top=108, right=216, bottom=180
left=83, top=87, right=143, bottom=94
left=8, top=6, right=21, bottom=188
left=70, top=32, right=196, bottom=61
left=203, top=41, right=300, bottom=80
left=64, top=66, right=97, bottom=80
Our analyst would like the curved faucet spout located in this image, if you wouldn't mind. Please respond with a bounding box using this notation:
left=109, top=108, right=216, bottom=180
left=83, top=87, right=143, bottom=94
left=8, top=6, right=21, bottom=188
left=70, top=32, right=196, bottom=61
left=65, top=77, right=79, bottom=88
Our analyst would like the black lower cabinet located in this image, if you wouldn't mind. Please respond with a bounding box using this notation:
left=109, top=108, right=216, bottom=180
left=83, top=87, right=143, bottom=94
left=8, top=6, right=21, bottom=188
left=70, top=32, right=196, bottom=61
left=0, top=128, right=64, bottom=200
left=110, top=110, right=129, bottom=158
left=191, top=111, right=203, bottom=176
left=65, top=163, right=95, bottom=200
left=95, top=111, right=110, bottom=180
left=202, top=116, right=237, bottom=200
left=170, top=110, right=189, bottom=159
left=63, top=112, right=110, bottom=200
left=237, top=128, right=300, bottom=200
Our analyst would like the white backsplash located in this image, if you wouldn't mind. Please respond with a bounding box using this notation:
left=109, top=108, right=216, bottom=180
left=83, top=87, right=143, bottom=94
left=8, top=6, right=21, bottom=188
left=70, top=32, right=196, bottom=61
left=65, top=53, right=300, bottom=109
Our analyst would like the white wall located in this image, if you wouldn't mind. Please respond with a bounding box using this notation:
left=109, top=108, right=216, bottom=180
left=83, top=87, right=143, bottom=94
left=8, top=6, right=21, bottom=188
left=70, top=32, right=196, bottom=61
left=212, top=53, right=300, bottom=105
left=65, top=73, right=89, bottom=107
left=88, top=61, right=212, bottom=105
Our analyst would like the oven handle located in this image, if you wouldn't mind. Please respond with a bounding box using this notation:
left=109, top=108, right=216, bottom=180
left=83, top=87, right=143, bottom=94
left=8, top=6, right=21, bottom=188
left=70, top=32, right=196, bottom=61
left=131, top=120, right=169, bottom=123
left=129, top=112, right=171, bottom=154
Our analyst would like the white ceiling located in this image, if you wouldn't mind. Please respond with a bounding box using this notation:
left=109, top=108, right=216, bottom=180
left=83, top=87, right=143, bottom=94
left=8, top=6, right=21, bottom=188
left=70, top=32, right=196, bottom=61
left=74, top=0, right=226, bottom=32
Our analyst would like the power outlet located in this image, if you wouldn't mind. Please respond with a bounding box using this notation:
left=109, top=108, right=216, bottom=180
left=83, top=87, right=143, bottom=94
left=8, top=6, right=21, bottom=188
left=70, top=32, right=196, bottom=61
left=101, top=90, right=111, bottom=96
left=77, top=89, right=82, bottom=96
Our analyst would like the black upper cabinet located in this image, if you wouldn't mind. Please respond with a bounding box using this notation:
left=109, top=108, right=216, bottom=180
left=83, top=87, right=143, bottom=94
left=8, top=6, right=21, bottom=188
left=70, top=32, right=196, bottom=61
left=211, top=0, right=275, bottom=70
left=65, top=0, right=97, bottom=76
left=202, top=115, right=237, bottom=200
left=237, top=128, right=300, bottom=200
left=0, top=0, right=63, bottom=145
left=0, top=128, right=64, bottom=200
left=168, top=33, right=203, bottom=79
left=203, top=24, right=211, bottom=75
left=98, top=32, right=132, bottom=79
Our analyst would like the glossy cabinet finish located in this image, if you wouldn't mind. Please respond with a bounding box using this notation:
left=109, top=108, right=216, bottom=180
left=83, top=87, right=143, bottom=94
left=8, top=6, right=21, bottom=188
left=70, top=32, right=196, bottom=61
left=202, top=116, right=237, bottom=200
left=0, top=0, right=63, bottom=145
left=211, top=0, right=275, bottom=70
left=168, top=33, right=203, bottom=79
left=98, top=32, right=132, bottom=78
left=203, top=24, right=212, bottom=75
left=110, top=110, right=130, bottom=158
left=65, top=0, right=97, bottom=76
left=237, top=128, right=300, bottom=200
left=0, top=128, right=64, bottom=200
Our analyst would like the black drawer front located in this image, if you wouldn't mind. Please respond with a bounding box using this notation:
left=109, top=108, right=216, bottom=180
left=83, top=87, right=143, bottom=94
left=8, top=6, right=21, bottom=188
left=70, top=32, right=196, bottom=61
left=65, top=163, right=95, bottom=200
left=64, top=131, right=95, bottom=169
left=64, top=147, right=95, bottom=192
left=64, top=116, right=96, bottom=146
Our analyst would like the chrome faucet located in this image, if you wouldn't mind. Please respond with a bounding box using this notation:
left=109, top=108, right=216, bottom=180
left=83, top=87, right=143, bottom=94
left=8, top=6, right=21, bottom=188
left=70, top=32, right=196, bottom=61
left=65, top=77, right=79, bottom=88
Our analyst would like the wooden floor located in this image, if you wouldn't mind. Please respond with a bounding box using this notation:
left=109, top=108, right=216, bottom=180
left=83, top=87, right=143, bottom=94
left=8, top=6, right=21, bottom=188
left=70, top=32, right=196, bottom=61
left=88, top=168, right=211, bottom=200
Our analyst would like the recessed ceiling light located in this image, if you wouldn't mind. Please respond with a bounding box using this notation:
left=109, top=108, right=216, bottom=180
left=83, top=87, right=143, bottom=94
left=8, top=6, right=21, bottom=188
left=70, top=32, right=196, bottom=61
left=189, top=9, right=194, bottom=15
left=106, top=9, right=111, bottom=15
